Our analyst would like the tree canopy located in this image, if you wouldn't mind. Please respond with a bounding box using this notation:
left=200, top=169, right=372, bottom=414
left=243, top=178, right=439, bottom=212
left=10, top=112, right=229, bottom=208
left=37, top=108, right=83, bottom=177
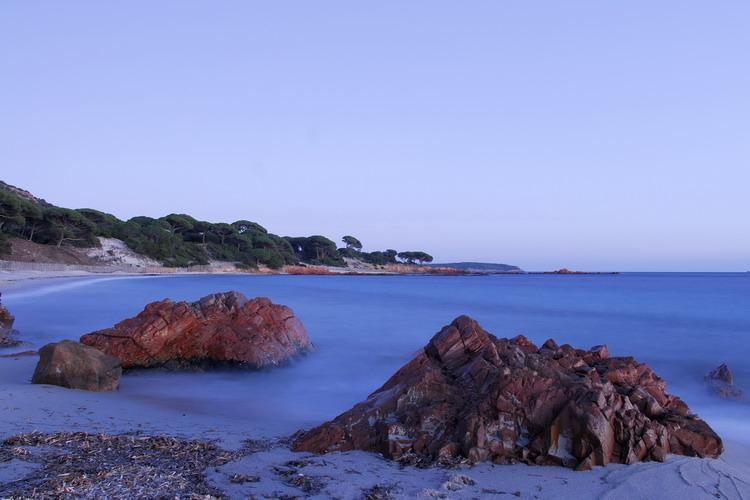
left=360, top=249, right=399, bottom=265
left=0, top=189, right=42, bottom=235
left=43, top=208, right=98, bottom=248
left=342, top=235, right=363, bottom=251
left=0, top=182, right=433, bottom=271
left=286, top=235, right=344, bottom=266
left=397, top=251, right=434, bottom=265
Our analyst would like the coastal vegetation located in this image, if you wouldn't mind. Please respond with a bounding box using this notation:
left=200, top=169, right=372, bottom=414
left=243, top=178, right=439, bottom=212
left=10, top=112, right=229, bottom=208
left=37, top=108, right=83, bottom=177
left=0, top=181, right=434, bottom=269
left=396, top=251, right=434, bottom=265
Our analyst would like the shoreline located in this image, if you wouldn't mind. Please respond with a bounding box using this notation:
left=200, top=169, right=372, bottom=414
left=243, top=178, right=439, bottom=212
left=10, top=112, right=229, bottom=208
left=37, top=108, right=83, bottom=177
left=2, top=351, right=749, bottom=497
left=0, top=265, right=627, bottom=289
left=0, top=269, right=450, bottom=291
left=0, top=260, right=477, bottom=289
left=1, top=351, right=748, bottom=499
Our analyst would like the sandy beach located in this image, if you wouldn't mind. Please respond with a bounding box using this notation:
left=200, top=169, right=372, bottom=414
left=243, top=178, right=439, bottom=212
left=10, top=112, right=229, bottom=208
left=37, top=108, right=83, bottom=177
left=0, top=262, right=467, bottom=291
left=1, top=350, right=749, bottom=498
left=0, top=269, right=137, bottom=289
left=0, top=260, right=262, bottom=289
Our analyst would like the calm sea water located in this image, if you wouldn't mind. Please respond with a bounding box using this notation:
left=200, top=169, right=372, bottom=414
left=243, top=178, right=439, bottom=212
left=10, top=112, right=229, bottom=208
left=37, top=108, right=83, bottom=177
left=3, top=273, right=749, bottom=442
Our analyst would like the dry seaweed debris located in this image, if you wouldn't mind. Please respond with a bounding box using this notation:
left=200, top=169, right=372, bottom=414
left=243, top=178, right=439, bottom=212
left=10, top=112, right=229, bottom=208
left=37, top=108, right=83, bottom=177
left=0, top=431, right=236, bottom=499
left=272, top=462, right=329, bottom=495
left=363, top=483, right=399, bottom=500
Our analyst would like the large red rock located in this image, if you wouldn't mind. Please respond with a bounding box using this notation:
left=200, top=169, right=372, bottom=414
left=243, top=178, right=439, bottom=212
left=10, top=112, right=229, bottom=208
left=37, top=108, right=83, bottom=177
left=80, top=291, right=312, bottom=369
left=294, top=316, right=722, bottom=470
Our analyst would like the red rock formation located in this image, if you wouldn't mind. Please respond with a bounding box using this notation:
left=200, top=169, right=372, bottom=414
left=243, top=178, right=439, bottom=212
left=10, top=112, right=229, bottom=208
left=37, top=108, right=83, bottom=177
left=32, top=340, right=122, bottom=391
left=294, top=316, right=722, bottom=470
left=80, top=291, right=312, bottom=369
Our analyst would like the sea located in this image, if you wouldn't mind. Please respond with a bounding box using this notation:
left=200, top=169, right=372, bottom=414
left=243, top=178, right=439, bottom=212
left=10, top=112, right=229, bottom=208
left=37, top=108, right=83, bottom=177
left=2, top=273, right=749, bottom=444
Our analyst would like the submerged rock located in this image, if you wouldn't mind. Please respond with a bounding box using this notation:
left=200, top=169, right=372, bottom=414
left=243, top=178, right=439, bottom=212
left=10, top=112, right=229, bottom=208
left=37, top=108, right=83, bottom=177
left=705, top=363, right=742, bottom=400
left=294, top=316, right=722, bottom=470
left=80, top=291, right=312, bottom=369
left=32, top=340, right=122, bottom=391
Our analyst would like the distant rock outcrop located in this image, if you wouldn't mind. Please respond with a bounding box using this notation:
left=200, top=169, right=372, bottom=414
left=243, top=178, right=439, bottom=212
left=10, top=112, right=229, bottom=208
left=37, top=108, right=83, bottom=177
left=705, top=363, right=742, bottom=400
left=294, top=316, right=722, bottom=470
left=32, top=340, right=122, bottom=391
left=553, top=267, right=575, bottom=274
left=80, top=291, right=312, bottom=369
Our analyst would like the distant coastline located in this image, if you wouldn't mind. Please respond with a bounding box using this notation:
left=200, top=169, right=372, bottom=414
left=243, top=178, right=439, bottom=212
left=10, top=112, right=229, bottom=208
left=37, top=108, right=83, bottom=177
left=1, top=180, right=624, bottom=280
left=426, top=261, right=523, bottom=274
left=0, top=180, right=532, bottom=279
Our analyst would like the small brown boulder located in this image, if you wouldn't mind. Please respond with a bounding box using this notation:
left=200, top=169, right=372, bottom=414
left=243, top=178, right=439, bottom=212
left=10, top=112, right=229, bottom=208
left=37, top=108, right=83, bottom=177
left=32, top=340, right=122, bottom=391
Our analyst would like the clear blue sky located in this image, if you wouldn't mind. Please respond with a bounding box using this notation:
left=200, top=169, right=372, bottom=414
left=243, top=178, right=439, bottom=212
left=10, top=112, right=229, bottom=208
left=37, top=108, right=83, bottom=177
left=1, top=2, right=748, bottom=271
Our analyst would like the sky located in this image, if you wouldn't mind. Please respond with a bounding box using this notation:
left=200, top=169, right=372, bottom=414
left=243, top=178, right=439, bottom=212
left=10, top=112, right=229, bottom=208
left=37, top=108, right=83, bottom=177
left=1, top=2, right=748, bottom=271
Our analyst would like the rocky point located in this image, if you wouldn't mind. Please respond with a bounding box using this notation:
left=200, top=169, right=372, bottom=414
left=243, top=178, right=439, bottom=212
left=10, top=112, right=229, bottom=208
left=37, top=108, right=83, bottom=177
left=80, top=291, right=312, bottom=369
left=294, top=316, right=722, bottom=470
